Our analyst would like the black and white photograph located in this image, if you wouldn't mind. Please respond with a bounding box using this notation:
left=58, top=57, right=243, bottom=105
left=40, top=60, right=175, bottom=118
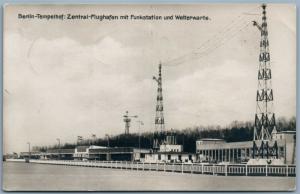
left=2, top=3, right=296, bottom=191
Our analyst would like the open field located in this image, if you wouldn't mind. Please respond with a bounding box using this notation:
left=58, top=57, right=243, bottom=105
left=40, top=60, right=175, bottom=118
left=3, top=162, right=296, bottom=191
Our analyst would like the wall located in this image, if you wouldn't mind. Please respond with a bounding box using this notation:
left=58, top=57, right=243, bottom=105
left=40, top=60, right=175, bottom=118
left=159, top=144, right=183, bottom=152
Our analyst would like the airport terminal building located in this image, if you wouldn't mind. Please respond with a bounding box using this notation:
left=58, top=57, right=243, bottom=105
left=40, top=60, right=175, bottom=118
left=196, top=131, right=296, bottom=164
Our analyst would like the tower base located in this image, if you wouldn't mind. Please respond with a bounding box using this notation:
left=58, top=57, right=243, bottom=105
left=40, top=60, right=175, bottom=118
left=252, top=140, right=279, bottom=159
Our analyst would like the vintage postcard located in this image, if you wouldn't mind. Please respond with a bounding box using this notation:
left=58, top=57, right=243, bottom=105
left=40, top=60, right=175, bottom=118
left=3, top=3, right=296, bottom=191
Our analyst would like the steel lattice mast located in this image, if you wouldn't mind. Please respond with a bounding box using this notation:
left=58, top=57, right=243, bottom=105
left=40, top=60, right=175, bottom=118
left=253, top=4, right=277, bottom=142
left=153, top=63, right=165, bottom=132
left=123, top=111, right=138, bottom=135
left=152, top=63, right=165, bottom=150
left=251, top=4, right=279, bottom=160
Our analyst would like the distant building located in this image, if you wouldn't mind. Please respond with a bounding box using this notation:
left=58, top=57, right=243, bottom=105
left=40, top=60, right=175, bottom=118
left=18, top=145, right=151, bottom=162
left=20, top=149, right=75, bottom=160
left=73, top=145, right=100, bottom=160
left=145, top=134, right=196, bottom=163
left=19, top=151, right=41, bottom=159
left=3, top=153, right=18, bottom=160
left=45, top=148, right=75, bottom=160
left=159, top=144, right=183, bottom=153
left=89, top=147, right=150, bottom=161
left=145, top=151, right=196, bottom=163
left=74, top=145, right=151, bottom=161
left=196, top=131, right=296, bottom=164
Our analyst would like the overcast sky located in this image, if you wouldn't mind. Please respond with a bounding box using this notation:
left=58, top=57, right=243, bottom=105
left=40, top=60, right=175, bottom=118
left=4, top=4, right=296, bottom=153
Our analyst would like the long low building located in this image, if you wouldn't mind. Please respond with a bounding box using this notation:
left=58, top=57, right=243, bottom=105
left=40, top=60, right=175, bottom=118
left=19, top=146, right=151, bottom=162
left=44, top=149, right=75, bottom=160
left=196, top=131, right=296, bottom=165
left=20, top=149, right=75, bottom=160
left=79, top=146, right=151, bottom=161
left=20, top=151, right=41, bottom=159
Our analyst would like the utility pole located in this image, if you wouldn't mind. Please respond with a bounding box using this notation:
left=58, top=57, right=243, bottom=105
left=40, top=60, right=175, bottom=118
left=91, top=134, right=96, bottom=145
left=105, top=134, right=111, bottom=161
left=27, top=142, right=31, bottom=162
left=137, top=120, right=144, bottom=150
left=56, top=138, right=60, bottom=160
left=77, top=136, right=83, bottom=145
left=252, top=4, right=278, bottom=159
left=105, top=134, right=110, bottom=147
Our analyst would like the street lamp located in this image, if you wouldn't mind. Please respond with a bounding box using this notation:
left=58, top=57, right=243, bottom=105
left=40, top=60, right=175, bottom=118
left=77, top=136, right=83, bottom=145
left=91, top=134, right=96, bottom=145
left=105, top=134, right=110, bottom=147
left=105, top=134, right=111, bottom=161
left=56, top=138, right=60, bottom=160
left=27, top=142, right=31, bottom=162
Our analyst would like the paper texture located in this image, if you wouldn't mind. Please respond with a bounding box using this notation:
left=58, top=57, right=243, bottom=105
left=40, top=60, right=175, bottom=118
left=3, top=4, right=296, bottom=191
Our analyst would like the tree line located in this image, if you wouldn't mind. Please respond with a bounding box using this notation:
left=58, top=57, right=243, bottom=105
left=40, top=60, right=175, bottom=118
left=33, top=116, right=296, bottom=153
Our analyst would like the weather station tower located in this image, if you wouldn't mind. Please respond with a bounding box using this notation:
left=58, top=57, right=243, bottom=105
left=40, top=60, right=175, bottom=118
left=123, top=111, right=138, bottom=135
left=252, top=4, right=278, bottom=160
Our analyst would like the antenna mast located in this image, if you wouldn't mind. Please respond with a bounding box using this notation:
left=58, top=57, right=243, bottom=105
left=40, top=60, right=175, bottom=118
left=153, top=63, right=166, bottom=150
left=252, top=4, right=278, bottom=160
left=153, top=62, right=165, bottom=132
left=123, top=111, right=138, bottom=134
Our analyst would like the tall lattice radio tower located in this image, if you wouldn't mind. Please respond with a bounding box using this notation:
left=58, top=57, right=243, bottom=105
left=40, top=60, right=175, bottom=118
left=252, top=4, right=278, bottom=159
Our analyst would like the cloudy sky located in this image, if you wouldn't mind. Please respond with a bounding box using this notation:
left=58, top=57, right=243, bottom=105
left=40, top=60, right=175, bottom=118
left=4, top=4, right=296, bottom=153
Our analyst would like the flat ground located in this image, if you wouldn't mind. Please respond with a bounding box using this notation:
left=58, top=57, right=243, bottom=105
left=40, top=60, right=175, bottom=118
left=2, top=162, right=296, bottom=191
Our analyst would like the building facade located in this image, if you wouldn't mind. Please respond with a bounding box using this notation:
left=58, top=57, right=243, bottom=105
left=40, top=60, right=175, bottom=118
left=196, top=131, right=296, bottom=165
left=84, top=146, right=150, bottom=161
left=145, top=134, right=195, bottom=163
left=145, top=152, right=196, bottom=163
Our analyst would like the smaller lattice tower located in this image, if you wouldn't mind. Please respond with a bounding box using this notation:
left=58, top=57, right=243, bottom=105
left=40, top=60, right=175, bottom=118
left=123, top=111, right=138, bottom=135
left=153, top=63, right=166, bottom=149
left=153, top=63, right=165, bottom=132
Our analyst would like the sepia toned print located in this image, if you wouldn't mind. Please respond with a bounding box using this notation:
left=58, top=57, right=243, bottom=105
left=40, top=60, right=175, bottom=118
left=3, top=4, right=296, bottom=191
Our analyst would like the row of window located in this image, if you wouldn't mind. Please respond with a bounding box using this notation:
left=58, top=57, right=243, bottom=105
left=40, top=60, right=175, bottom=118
left=196, top=147, right=285, bottom=157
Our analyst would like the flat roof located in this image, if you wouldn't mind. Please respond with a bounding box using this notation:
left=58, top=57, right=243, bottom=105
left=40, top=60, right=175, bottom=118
left=198, top=138, right=225, bottom=141
left=277, top=130, right=296, bottom=134
left=47, top=149, right=75, bottom=154
left=197, top=139, right=286, bottom=150
left=148, top=152, right=195, bottom=155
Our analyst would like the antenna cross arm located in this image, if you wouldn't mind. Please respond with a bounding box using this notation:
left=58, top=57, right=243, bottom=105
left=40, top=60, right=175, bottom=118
left=252, top=21, right=262, bottom=32
left=124, top=115, right=138, bottom=118
left=153, top=76, right=159, bottom=83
